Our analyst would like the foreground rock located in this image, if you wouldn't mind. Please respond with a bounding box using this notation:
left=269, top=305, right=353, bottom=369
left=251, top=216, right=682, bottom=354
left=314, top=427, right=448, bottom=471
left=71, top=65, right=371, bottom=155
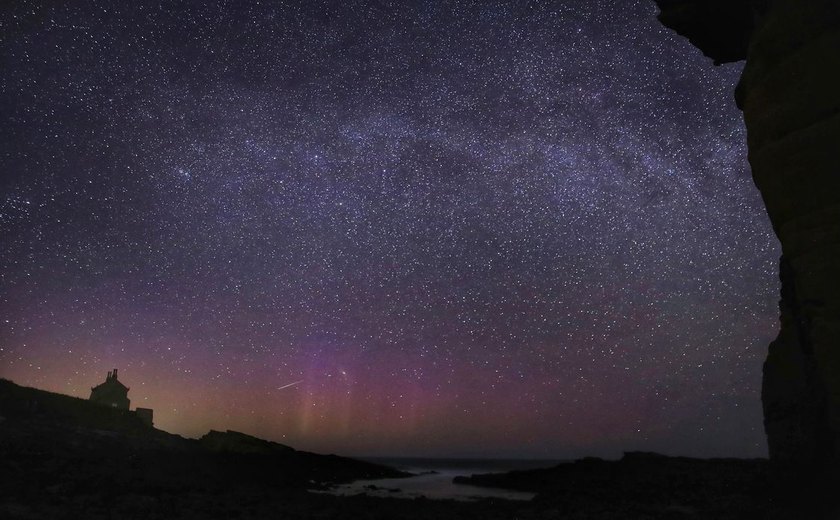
left=0, top=378, right=823, bottom=518
left=455, top=452, right=770, bottom=516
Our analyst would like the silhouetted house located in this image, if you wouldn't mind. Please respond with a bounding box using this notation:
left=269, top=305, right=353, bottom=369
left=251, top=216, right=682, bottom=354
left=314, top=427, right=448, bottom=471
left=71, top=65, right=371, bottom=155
left=88, top=369, right=154, bottom=427
left=89, top=369, right=130, bottom=409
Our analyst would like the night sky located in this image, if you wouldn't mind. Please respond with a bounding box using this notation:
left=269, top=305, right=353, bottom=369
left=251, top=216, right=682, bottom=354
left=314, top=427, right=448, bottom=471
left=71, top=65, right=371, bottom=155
left=0, top=0, right=780, bottom=459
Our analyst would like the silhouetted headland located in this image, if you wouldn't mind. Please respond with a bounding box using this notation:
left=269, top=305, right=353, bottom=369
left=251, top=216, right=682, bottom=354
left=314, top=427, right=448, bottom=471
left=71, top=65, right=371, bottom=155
left=1, top=377, right=818, bottom=519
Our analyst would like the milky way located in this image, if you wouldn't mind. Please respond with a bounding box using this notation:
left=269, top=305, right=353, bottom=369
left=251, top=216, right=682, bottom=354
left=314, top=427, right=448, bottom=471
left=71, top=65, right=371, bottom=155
left=0, top=0, right=779, bottom=458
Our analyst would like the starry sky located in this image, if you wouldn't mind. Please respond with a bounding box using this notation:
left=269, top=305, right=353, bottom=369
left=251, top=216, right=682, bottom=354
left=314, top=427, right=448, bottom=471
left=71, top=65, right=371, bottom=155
left=0, top=0, right=780, bottom=459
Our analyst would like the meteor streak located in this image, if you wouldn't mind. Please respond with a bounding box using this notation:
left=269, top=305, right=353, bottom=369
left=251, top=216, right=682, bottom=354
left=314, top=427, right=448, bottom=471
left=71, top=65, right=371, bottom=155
left=277, top=380, right=303, bottom=391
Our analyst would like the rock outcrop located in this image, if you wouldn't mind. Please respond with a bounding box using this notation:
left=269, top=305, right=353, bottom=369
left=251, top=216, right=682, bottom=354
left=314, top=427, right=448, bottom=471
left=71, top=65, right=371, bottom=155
left=654, top=0, right=840, bottom=466
left=199, top=429, right=295, bottom=454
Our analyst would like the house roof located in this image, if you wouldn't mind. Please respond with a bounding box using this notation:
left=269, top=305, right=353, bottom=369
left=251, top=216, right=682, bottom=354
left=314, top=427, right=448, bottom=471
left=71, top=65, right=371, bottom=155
left=91, top=371, right=129, bottom=393
left=92, top=378, right=128, bottom=392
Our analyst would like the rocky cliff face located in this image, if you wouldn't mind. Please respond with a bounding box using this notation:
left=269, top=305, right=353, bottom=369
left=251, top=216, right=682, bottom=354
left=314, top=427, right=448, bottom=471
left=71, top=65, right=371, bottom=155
left=655, top=0, right=840, bottom=465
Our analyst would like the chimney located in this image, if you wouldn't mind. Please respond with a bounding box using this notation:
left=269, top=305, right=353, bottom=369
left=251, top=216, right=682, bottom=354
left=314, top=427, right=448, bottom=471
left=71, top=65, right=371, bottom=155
left=107, top=370, right=112, bottom=380
left=113, top=368, right=118, bottom=379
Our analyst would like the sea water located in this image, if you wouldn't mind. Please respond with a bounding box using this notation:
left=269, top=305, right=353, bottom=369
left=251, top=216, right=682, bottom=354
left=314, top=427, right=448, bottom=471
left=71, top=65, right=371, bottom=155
left=322, top=458, right=558, bottom=501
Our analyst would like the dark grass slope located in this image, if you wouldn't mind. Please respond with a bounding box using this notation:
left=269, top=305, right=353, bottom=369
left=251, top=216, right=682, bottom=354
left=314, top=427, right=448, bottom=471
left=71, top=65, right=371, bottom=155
left=0, top=378, right=406, bottom=483
left=0, top=378, right=420, bottom=519
left=0, top=378, right=156, bottom=435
